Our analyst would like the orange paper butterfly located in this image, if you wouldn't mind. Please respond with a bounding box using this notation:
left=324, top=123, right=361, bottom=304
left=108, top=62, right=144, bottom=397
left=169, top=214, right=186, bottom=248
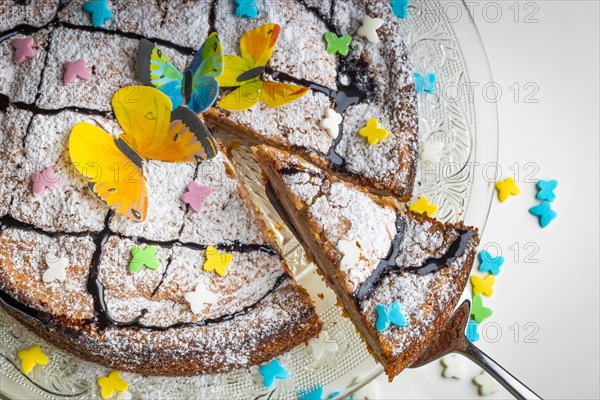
left=69, top=86, right=217, bottom=222
left=217, top=23, right=308, bottom=110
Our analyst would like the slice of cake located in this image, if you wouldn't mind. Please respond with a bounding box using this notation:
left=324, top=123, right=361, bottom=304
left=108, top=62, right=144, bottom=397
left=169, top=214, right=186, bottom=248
left=254, top=145, right=480, bottom=379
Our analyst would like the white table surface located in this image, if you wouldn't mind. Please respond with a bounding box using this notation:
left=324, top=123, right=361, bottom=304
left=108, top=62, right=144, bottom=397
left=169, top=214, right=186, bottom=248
left=371, top=1, right=600, bottom=399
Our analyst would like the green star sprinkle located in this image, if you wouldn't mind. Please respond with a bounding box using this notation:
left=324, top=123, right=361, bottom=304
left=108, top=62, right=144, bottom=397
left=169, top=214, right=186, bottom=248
left=471, top=294, right=493, bottom=323
left=324, top=32, right=352, bottom=56
left=129, top=245, right=159, bottom=273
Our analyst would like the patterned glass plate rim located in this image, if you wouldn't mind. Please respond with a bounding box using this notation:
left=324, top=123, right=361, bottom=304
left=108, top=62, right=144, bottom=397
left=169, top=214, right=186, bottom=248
left=0, top=1, right=498, bottom=399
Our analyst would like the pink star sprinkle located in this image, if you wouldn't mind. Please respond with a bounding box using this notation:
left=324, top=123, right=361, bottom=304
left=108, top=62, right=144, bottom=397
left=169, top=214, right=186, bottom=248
left=181, top=182, right=213, bottom=212
left=31, top=167, right=60, bottom=196
left=63, top=60, right=91, bottom=83
left=11, top=37, right=36, bottom=64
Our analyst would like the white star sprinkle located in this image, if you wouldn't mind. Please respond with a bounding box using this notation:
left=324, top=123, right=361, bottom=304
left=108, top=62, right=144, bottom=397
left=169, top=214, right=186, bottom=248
left=473, top=371, right=501, bottom=396
left=185, top=281, right=219, bottom=314
left=308, top=330, right=339, bottom=364
left=357, top=15, right=385, bottom=44
left=320, top=108, right=343, bottom=139
left=440, top=354, right=465, bottom=379
left=420, top=141, right=444, bottom=164
left=116, top=391, right=132, bottom=400
left=337, top=239, right=361, bottom=272
left=42, top=254, right=68, bottom=283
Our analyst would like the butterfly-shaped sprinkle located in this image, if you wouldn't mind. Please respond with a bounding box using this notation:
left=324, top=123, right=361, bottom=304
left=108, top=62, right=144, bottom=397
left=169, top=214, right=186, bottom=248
left=185, top=281, right=219, bottom=314
left=359, top=117, right=389, bottom=145
left=63, top=59, right=91, bottom=83
left=235, top=0, right=259, bottom=18
left=320, top=107, right=343, bottom=139
left=11, top=36, right=36, bottom=64
left=536, top=179, right=558, bottom=202
left=181, top=182, right=212, bottom=212
left=478, top=249, right=504, bottom=275
left=336, top=239, right=361, bottom=272
left=495, top=177, right=520, bottom=202
left=259, top=359, right=288, bottom=389
left=82, top=0, right=113, bottom=28
left=420, top=141, right=444, bottom=164
left=129, top=245, right=159, bottom=273
left=465, top=319, right=480, bottom=342
left=409, top=196, right=438, bottom=216
left=299, top=385, right=324, bottom=400
left=473, top=371, right=501, bottom=396
left=31, top=167, right=59, bottom=195
left=18, top=345, right=48, bottom=374
left=391, top=0, right=409, bottom=18
left=97, top=370, right=128, bottom=400
left=471, top=294, right=493, bottom=323
left=357, top=15, right=384, bottom=44
left=42, top=254, right=68, bottom=283
left=308, top=330, right=339, bottom=365
left=529, top=201, right=557, bottom=228
left=203, top=246, right=233, bottom=276
left=376, top=301, right=407, bottom=332
left=440, top=354, right=465, bottom=379
left=470, top=274, right=495, bottom=297
left=414, top=72, right=436, bottom=93
left=324, top=32, right=352, bottom=56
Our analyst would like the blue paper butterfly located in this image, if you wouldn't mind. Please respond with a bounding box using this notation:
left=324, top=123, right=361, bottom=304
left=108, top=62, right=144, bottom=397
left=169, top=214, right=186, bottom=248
left=537, top=179, right=558, bottom=202
left=137, top=33, right=223, bottom=114
left=390, top=0, right=409, bottom=19
left=414, top=72, right=436, bottom=93
left=82, top=0, right=112, bottom=28
left=529, top=201, right=557, bottom=228
left=259, top=359, right=288, bottom=389
left=466, top=319, right=480, bottom=342
left=235, top=0, right=259, bottom=18
left=376, top=301, right=407, bottom=333
left=478, top=249, right=504, bottom=275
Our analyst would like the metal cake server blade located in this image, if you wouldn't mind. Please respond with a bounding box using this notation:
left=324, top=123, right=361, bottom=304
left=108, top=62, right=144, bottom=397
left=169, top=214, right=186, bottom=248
left=410, top=300, right=542, bottom=400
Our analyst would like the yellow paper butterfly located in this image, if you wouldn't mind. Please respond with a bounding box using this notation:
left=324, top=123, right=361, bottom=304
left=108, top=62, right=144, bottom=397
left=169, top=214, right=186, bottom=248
left=203, top=245, right=233, bottom=276
left=216, top=23, right=308, bottom=110
left=69, top=86, right=217, bottom=222
left=470, top=274, right=495, bottom=297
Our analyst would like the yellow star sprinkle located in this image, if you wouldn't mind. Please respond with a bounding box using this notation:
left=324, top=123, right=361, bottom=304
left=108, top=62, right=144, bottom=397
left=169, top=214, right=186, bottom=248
left=495, top=177, right=520, bottom=202
left=358, top=118, right=389, bottom=145
left=470, top=275, right=495, bottom=297
left=408, top=196, right=438, bottom=216
left=203, top=246, right=233, bottom=276
left=98, top=370, right=128, bottom=400
left=18, top=345, right=48, bottom=374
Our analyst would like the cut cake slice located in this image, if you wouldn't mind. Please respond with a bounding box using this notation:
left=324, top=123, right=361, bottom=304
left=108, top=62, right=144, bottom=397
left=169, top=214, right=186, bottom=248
left=254, top=145, right=480, bottom=379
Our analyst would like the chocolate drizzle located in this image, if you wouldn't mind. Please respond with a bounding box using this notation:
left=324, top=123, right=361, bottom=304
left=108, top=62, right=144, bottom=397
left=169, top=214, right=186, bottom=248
left=0, top=211, right=285, bottom=331
left=354, top=220, right=476, bottom=304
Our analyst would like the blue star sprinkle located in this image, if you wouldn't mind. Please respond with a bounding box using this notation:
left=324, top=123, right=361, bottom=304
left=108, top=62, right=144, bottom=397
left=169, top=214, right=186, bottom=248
left=259, top=359, right=288, bottom=389
left=466, top=319, right=480, bottom=342
left=376, top=301, right=407, bottom=333
left=414, top=72, right=436, bottom=93
left=82, top=0, right=112, bottom=27
left=478, top=249, right=504, bottom=275
left=390, top=0, right=409, bottom=18
left=529, top=201, right=557, bottom=228
left=536, top=179, right=558, bottom=202
left=235, top=0, right=259, bottom=18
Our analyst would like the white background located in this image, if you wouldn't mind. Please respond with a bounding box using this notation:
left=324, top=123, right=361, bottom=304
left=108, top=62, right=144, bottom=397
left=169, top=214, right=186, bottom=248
left=372, top=1, right=600, bottom=399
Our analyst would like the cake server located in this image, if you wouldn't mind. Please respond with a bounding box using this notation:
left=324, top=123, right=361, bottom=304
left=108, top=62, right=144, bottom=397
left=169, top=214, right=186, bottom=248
left=410, top=300, right=542, bottom=400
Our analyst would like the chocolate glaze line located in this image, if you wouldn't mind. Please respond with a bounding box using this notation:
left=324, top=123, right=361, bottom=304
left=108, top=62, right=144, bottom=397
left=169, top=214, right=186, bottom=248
left=0, top=93, right=112, bottom=118
left=355, top=227, right=477, bottom=304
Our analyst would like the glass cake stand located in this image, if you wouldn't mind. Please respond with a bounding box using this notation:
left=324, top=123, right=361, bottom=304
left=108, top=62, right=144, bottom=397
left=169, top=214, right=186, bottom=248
left=0, top=1, right=498, bottom=398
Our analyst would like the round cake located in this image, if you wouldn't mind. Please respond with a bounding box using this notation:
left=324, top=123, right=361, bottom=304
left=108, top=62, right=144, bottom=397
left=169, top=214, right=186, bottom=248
left=0, top=0, right=418, bottom=376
